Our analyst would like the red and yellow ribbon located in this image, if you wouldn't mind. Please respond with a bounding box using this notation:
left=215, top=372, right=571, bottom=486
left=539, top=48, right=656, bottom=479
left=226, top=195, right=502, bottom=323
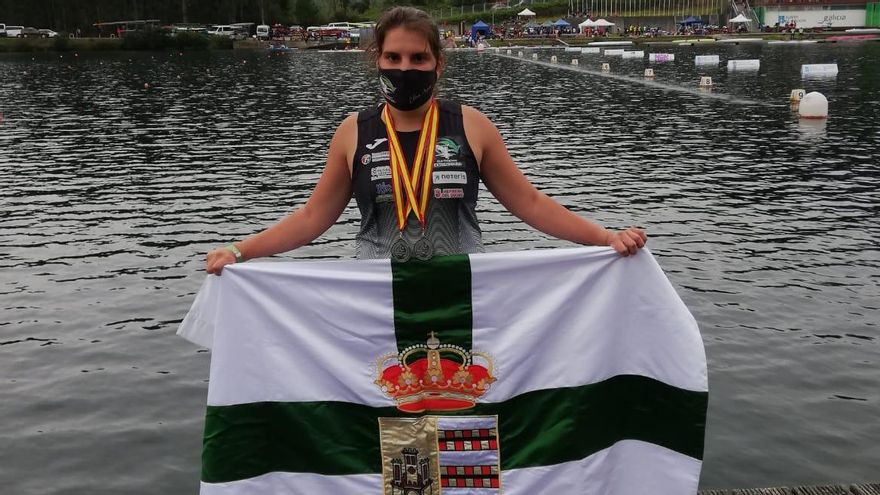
left=382, top=101, right=439, bottom=231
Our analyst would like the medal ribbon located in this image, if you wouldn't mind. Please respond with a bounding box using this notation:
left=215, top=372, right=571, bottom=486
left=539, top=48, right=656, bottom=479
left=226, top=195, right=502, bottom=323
left=382, top=100, right=439, bottom=232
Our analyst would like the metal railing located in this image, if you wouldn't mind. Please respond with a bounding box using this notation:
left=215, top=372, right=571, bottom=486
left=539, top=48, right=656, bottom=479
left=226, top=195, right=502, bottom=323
left=431, top=0, right=729, bottom=21
left=740, top=0, right=762, bottom=25
left=428, top=0, right=537, bottom=21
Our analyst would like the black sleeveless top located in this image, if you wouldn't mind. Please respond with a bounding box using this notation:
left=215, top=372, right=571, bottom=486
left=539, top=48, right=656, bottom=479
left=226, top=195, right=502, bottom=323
left=351, top=100, right=484, bottom=260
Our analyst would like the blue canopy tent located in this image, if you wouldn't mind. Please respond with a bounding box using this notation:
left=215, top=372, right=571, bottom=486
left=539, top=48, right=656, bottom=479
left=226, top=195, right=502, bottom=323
left=471, top=20, right=491, bottom=40
left=553, top=19, right=571, bottom=27
left=678, top=16, right=705, bottom=25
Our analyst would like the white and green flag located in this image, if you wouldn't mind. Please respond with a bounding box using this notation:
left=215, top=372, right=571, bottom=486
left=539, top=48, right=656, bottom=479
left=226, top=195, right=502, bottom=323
left=178, top=247, right=708, bottom=495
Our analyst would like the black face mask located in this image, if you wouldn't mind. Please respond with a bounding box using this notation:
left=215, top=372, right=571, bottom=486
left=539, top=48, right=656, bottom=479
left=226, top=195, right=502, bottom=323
left=378, top=68, right=437, bottom=111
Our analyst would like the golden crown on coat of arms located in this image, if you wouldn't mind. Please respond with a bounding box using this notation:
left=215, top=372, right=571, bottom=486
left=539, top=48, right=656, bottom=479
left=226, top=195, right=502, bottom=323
left=374, top=332, right=496, bottom=413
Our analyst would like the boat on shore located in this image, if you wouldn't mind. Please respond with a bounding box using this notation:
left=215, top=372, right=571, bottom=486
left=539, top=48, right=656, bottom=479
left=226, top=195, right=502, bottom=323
left=716, top=37, right=763, bottom=44
left=587, top=41, right=633, bottom=46
left=767, top=40, right=818, bottom=45
left=825, top=34, right=879, bottom=42
left=267, top=43, right=294, bottom=52
left=673, top=38, right=715, bottom=43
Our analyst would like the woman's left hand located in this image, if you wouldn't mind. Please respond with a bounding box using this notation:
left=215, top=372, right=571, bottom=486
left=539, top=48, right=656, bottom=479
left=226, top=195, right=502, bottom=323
left=606, top=227, right=647, bottom=256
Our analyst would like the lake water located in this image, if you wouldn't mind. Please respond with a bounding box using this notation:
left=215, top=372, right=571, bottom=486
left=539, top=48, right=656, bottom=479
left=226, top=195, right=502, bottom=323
left=1, top=43, right=878, bottom=494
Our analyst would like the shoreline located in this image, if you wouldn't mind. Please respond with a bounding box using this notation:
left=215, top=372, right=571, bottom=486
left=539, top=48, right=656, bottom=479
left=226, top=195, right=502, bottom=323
left=484, top=31, right=880, bottom=48
left=1, top=32, right=877, bottom=53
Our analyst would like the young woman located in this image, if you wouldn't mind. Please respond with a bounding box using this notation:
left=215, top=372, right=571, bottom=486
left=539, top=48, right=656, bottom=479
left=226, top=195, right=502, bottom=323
left=206, top=7, right=645, bottom=274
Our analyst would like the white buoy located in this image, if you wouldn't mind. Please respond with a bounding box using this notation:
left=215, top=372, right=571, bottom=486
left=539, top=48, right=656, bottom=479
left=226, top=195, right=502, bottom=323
left=532, top=53, right=538, bottom=59
left=518, top=51, right=524, bottom=57
left=789, top=89, right=806, bottom=103
left=550, top=55, right=558, bottom=63
left=601, top=62, right=610, bottom=72
left=644, top=68, right=655, bottom=78
left=727, top=59, right=760, bottom=71
left=506, top=49, right=512, bottom=55
left=695, top=55, right=720, bottom=66
left=571, top=58, right=579, bottom=66
left=622, top=50, right=644, bottom=59
left=798, top=91, right=828, bottom=119
left=801, top=64, right=838, bottom=78
left=649, top=53, right=674, bottom=62
left=699, top=76, right=713, bottom=87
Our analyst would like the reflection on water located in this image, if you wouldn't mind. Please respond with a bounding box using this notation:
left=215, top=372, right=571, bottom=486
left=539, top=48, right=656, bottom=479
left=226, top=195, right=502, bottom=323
left=0, top=43, right=878, bottom=493
left=798, top=118, right=828, bottom=139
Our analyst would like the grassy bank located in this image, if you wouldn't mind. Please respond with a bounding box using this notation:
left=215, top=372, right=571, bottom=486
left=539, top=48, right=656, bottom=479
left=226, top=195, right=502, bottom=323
left=0, top=37, right=120, bottom=53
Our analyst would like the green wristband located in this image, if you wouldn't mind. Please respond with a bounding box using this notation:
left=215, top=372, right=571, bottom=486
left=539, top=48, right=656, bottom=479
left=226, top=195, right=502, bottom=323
left=225, top=244, right=243, bottom=263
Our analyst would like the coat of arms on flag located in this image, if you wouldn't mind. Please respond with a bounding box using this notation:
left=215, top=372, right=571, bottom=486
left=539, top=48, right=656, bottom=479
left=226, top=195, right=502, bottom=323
left=380, top=416, right=501, bottom=494
left=178, top=248, right=708, bottom=495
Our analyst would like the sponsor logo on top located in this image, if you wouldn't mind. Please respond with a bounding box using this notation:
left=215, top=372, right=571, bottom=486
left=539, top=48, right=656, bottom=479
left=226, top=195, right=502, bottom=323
left=366, top=138, right=387, bottom=151
left=362, top=151, right=391, bottom=167
left=432, top=171, right=467, bottom=185
left=434, top=188, right=464, bottom=199
left=371, top=151, right=390, bottom=163
left=371, top=165, right=392, bottom=181
left=435, top=137, right=461, bottom=160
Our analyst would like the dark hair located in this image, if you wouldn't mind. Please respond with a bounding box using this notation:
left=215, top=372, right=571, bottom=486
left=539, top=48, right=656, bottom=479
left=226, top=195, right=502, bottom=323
left=369, top=7, right=443, bottom=66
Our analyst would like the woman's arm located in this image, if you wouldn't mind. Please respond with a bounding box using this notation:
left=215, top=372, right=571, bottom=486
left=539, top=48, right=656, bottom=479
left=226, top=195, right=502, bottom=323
left=462, top=106, right=646, bottom=256
left=205, top=113, right=357, bottom=274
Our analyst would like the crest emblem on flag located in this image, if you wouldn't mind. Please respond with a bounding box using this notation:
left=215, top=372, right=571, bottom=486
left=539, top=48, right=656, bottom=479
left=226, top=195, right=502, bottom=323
left=379, top=416, right=502, bottom=495
left=374, top=332, right=496, bottom=413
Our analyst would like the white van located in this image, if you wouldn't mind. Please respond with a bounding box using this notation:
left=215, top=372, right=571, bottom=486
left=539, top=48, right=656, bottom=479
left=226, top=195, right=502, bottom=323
left=256, top=24, right=270, bottom=39
left=207, top=25, right=236, bottom=37
left=5, top=25, right=24, bottom=37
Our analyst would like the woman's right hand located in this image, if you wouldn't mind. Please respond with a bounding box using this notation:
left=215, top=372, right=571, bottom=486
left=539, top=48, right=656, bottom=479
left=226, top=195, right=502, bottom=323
left=205, top=248, right=237, bottom=275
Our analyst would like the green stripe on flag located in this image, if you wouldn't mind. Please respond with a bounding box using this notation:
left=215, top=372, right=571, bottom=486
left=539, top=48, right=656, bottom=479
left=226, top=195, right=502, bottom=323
left=392, top=255, right=472, bottom=353
left=202, top=375, right=707, bottom=483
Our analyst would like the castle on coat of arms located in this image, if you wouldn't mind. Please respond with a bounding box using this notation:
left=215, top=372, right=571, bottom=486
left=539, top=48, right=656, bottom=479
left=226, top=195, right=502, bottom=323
left=390, top=448, right=434, bottom=495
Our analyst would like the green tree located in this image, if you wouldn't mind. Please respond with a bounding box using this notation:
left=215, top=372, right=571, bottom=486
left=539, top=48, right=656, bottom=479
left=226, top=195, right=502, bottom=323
left=293, top=0, right=322, bottom=25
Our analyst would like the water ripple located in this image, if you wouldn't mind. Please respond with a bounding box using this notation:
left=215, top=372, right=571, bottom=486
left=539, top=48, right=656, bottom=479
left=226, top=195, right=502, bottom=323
left=0, top=46, right=878, bottom=493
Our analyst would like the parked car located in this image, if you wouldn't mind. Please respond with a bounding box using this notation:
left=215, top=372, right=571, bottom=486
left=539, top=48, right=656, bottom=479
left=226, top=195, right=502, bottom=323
left=38, top=28, right=58, bottom=38
left=256, top=24, right=270, bottom=39
left=5, top=25, right=24, bottom=37
left=19, top=27, right=41, bottom=38
left=0, top=24, right=6, bottom=37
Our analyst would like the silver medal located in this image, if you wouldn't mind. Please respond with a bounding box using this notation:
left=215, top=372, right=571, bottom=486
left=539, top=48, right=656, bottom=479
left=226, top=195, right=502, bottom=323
left=391, top=236, right=411, bottom=263
left=412, top=236, right=434, bottom=261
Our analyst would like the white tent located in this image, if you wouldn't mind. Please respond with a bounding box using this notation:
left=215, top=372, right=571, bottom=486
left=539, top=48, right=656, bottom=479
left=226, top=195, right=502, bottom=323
left=517, top=8, right=536, bottom=17
left=728, top=14, right=750, bottom=23
left=578, top=19, right=596, bottom=28
left=593, top=19, right=615, bottom=27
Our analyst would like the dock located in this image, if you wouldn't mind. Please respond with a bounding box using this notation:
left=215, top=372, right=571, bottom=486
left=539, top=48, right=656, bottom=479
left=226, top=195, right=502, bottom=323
left=700, top=483, right=880, bottom=494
